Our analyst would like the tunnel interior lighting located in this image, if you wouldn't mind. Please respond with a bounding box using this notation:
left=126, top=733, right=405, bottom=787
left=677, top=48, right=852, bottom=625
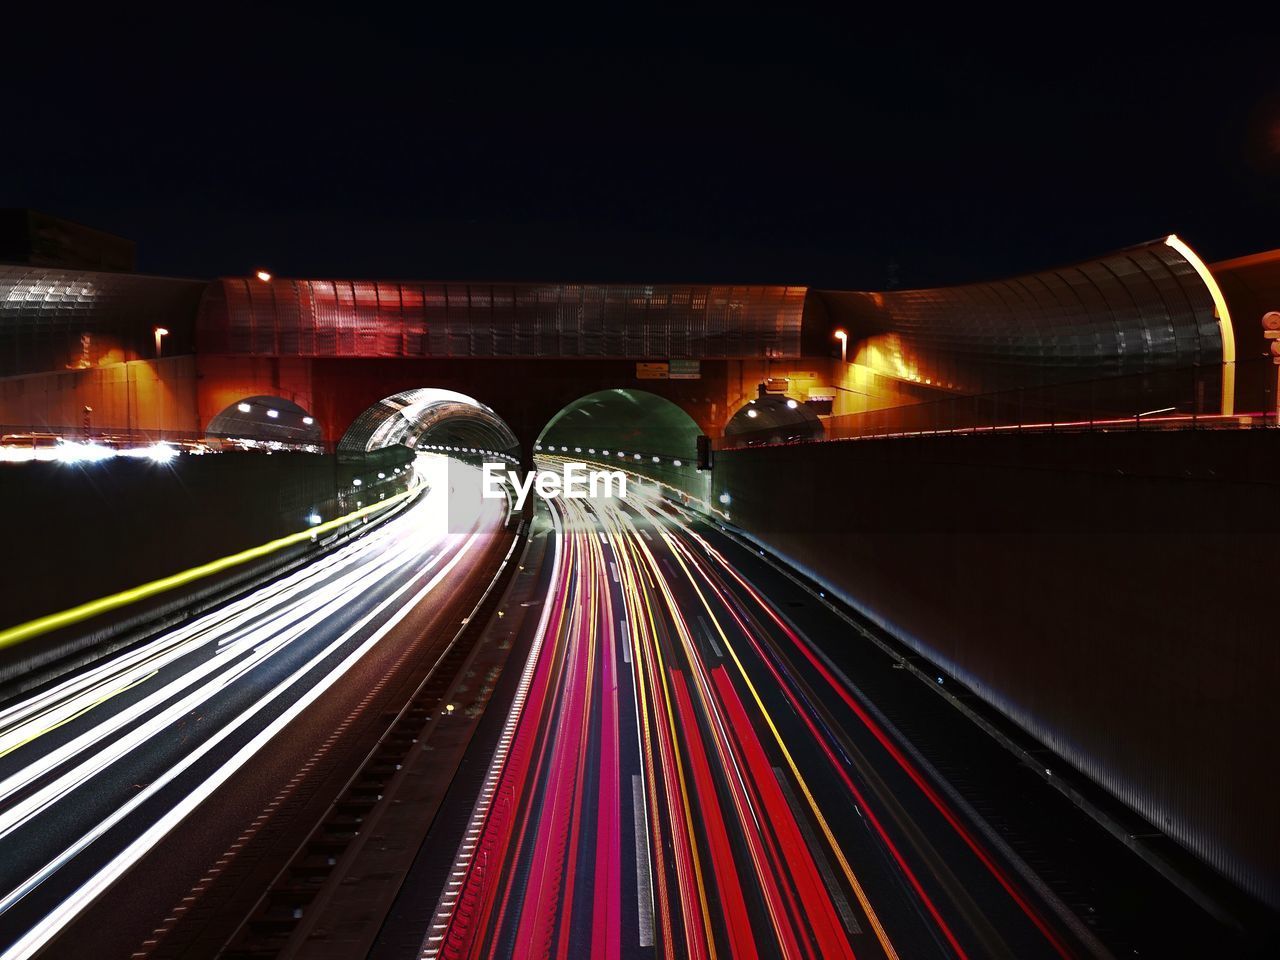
left=266, top=409, right=279, bottom=419
left=378, top=472, right=386, bottom=478
left=719, top=492, right=731, bottom=505
left=307, top=512, right=322, bottom=525
left=302, top=416, right=314, bottom=426
left=237, top=402, right=252, bottom=413
left=256, top=270, right=272, bottom=281
left=673, top=459, right=682, bottom=467
left=786, top=399, right=798, bottom=409
left=652, top=456, right=660, bottom=462
left=352, top=478, right=362, bottom=486
left=747, top=409, right=758, bottom=418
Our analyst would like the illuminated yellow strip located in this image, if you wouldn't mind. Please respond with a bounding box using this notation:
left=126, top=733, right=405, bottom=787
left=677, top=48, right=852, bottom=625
left=1166, top=234, right=1236, bottom=416
left=0, top=484, right=419, bottom=652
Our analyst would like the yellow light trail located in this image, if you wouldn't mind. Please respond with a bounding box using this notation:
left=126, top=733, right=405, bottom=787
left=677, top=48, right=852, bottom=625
left=654, top=505, right=903, bottom=960
left=0, top=484, right=420, bottom=653
left=606, top=502, right=717, bottom=960
left=0, top=669, right=157, bottom=760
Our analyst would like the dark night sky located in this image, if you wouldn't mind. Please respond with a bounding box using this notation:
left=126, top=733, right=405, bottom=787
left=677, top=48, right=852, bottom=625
left=4, top=8, right=1279, bottom=289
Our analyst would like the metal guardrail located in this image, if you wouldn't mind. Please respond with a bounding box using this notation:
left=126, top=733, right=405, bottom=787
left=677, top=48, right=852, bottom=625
left=718, top=358, right=1280, bottom=449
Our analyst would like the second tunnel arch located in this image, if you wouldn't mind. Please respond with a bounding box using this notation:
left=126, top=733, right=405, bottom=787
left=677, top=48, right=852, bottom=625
left=535, top=388, right=711, bottom=501
left=338, top=388, right=520, bottom=461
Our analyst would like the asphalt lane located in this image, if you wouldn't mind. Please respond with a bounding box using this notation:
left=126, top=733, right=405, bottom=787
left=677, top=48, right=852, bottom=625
left=0, top=458, right=510, bottom=959
left=422, top=465, right=1104, bottom=960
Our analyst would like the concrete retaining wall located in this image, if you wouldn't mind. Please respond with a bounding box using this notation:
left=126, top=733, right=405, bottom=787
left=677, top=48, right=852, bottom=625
left=710, top=429, right=1280, bottom=909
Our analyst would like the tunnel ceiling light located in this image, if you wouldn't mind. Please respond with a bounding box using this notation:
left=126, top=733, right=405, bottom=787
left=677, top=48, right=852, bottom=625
left=786, top=399, right=798, bottom=409
left=652, top=456, right=660, bottom=462
left=673, top=459, right=682, bottom=467
left=747, top=409, right=759, bottom=418
left=256, top=269, right=272, bottom=282
left=352, top=478, right=362, bottom=486
left=237, top=402, right=251, bottom=413
left=266, top=409, right=279, bottom=418
left=302, top=416, right=314, bottom=425
left=634, top=453, right=641, bottom=460
left=719, top=492, right=731, bottom=505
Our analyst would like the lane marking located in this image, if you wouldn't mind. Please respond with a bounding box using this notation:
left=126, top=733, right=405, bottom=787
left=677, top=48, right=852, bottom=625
left=773, top=766, right=861, bottom=935
left=619, top=620, right=631, bottom=664
left=632, top=773, right=655, bottom=948
left=696, top=615, right=723, bottom=659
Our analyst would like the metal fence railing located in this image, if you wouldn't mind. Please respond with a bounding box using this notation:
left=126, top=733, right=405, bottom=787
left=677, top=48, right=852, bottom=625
left=717, top=358, right=1279, bottom=449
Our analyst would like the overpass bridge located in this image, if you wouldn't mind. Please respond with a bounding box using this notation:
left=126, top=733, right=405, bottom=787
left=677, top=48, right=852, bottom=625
left=2, top=234, right=1279, bottom=923
left=0, top=234, right=1261, bottom=464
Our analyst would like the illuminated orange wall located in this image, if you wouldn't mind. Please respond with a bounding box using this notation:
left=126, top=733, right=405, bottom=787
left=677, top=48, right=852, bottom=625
left=194, top=355, right=316, bottom=434
left=0, top=356, right=199, bottom=435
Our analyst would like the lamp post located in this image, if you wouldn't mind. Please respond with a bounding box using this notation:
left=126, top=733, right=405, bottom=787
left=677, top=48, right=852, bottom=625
left=833, top=328, right=848, bottom=364
left=153, top=326, right=169, bottom=358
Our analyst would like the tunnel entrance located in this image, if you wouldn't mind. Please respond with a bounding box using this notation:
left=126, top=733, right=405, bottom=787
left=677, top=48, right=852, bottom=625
left=535, top=388, right=707, bottom=502
left=206, top=395, right=322, bottom=446
left=338, top=388, right=520, bottom=462
left=723, top=395, right=824, bottom=445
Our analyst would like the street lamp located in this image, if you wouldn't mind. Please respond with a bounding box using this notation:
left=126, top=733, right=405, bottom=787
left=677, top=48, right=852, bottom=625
left=833, top=328, right=848, bottom=364
left=255, top=269, right=272, bottom=282
left=154, top=327, right=169, bottom=357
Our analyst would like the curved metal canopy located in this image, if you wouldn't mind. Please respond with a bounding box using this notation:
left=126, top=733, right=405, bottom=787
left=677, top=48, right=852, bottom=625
left=338, top=388, right=519, bottom=456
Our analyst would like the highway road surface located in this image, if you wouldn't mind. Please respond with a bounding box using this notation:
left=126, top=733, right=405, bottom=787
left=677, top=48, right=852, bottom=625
left=422, top=460, right=1111, bottom=960
left=0, top=458, right=510, bottom=959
